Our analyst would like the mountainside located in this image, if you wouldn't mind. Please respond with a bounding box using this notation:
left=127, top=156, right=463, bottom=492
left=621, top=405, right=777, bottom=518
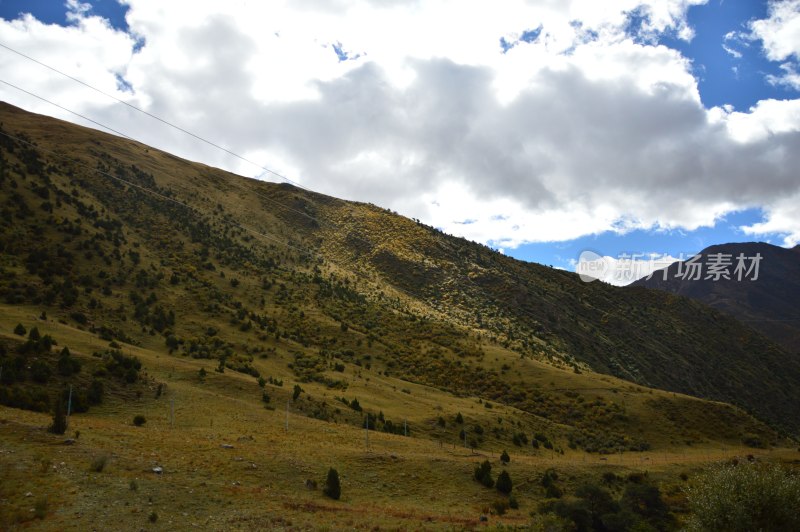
left=633, top=242, right=800, bottom=353
left=0, top=100, right=799, bottom=445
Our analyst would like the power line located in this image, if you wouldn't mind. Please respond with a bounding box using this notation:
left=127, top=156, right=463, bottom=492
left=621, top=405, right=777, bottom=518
left=0, top=72, right=541, bottom=347
left=0, top=81, right=433, bottom=315
left=0, top=74, right=377, bottom=254
left=0, top=41, right=307, bottom=190
left=0, top=78, right=135, bottom=140
left=0, top=46, right=496, bottom=276
left=0, top=128, right=310, bottom=256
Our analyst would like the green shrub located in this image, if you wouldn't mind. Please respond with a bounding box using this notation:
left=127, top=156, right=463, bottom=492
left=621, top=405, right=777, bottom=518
left=500, top=450, right=510, bottom=463
left=741, top=433, right=766, bottom=448
left=620, top=483, right=672, bottom=529
left=496, top=470, right=513, bottom=494
left=34, top=496, right=48, bottom=519
left=48, top=396, right=67, bottom=435
left=57, top=347, right=81, bottom=376
left=491, top=499, right=508, bottom=515
left=323, top=467, right=341, bottom=500
left=685, top=462, right=800, bottom=531
left=31, top=360, right=52, bottom=383
left=87, top=379, right=104, bottom=405
left=133, top=415, right=146, bottom=427
left=474, top=460, right=494, bottom=488
left=90, top=454, right=108, bottom=472
left=13, top=323, right=26, bottom=336
left=541, top=469, right=562, bottom=499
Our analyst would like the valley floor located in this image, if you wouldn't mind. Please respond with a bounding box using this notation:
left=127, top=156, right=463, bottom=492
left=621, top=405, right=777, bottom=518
left=2, top=359, right=798, bottom=530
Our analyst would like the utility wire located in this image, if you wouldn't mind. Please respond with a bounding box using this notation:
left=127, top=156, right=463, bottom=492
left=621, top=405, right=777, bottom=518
left=0, top=128, right=311, bottom=256
left=0, top=68, right=540, bottom=341
left=0, top=78, right=135, bottom=141
left=0, top=77, right=425, bottom=295
left=0, top=41, right=307, bottom=190
left=0, top=45, right=458, bottom=266
left=0, top=76, right=346, bottom=236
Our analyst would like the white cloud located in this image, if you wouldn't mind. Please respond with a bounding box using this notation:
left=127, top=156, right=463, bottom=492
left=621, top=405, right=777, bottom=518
left=1, top=0, right=799, bottom=253
left=750, top=0, right=800, bottom=88
left=741, top=192, right=800, bottom=247
left=576, top=251, right=681, bottom=286
left=751, top=0, right=800, bottom=62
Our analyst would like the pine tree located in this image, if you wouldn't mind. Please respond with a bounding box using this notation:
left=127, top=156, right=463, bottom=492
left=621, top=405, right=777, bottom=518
left=323, top=468, right=341, bottom=500
left=497, top=470, right=513, bottom=494
left=500, top=450, right=510, bottom=464
left=474, top=460, right=494, bottom=488
left=49, top=396, right=67, bottom=435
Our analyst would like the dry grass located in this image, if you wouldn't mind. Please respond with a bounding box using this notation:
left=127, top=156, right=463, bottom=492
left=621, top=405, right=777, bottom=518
left=1, top=308, right=797, bottom=529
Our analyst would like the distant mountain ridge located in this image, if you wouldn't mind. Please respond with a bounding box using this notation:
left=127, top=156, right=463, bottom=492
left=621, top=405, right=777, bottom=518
left=633, top=242, right=800, bottom=353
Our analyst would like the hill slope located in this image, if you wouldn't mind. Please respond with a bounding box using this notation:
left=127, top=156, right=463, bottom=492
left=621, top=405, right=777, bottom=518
left=633, top=242, right=800, bottom=354
left=0, top=100, right=798, bottom=443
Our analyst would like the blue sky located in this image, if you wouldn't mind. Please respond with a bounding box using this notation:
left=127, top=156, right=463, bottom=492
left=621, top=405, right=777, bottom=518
left=505, top=0, right=800, bottom=271
left=661, top=0, right=796, bottom=110
left=513, top=208, right=769, bottom=268
left=1, top=1, right=799, bottom=282
left=0, top=0, right=128, bottom=30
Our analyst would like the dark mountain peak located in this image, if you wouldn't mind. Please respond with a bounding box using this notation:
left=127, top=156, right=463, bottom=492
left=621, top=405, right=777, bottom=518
left=635, top=241, right=800, bottom=352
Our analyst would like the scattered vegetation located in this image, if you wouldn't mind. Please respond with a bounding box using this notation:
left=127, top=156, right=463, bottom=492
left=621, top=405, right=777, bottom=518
left=323, top=468, right=341, bottom=500
left=684, top=461, right=800, bottom=531
left=474, top=460, right=494, bottom=488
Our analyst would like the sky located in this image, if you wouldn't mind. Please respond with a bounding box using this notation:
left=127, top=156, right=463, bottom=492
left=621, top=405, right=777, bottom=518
left=0, top=0, right=799, bottom=284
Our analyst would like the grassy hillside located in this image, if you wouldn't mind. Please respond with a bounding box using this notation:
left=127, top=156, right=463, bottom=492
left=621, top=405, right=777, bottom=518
left=0, top=101, right=799, bottom=527
left=1, top=312, right=796, bottom=529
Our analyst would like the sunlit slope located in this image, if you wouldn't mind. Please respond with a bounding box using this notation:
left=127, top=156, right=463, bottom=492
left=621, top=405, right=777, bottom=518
left=0, top=100, right=798, bottom=444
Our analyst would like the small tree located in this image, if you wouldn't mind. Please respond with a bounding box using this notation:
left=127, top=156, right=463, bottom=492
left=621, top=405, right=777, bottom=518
left=133, top=415, right=146, bottom=427
left=88, top=379, right=104, bottom=405
left=13, top=323, right=26, bottom=336
left=323, top=467, right=341, bottom=500
left=474, top=460, right=494, bottom=488
left=49, top=396, right=67, bottom=435
left=497, top=470, right=513, bottom=494
left=293, top=384, right=302, bottom=401
left=57, top=347, right=80, bottom=376
left=500, top=450, right=510, bottom=464
left=455, top=412, right=464, bottom=424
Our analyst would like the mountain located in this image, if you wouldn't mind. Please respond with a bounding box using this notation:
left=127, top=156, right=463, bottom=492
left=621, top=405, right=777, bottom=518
left=633, top=242, right=800, bottom=353
left=0, top=99, right=799, bottom=444
left=3, top=101, right=800, bottom=528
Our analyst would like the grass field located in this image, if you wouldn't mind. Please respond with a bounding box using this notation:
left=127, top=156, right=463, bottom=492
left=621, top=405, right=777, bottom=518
left=2, top=305, right=798, bottom=530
